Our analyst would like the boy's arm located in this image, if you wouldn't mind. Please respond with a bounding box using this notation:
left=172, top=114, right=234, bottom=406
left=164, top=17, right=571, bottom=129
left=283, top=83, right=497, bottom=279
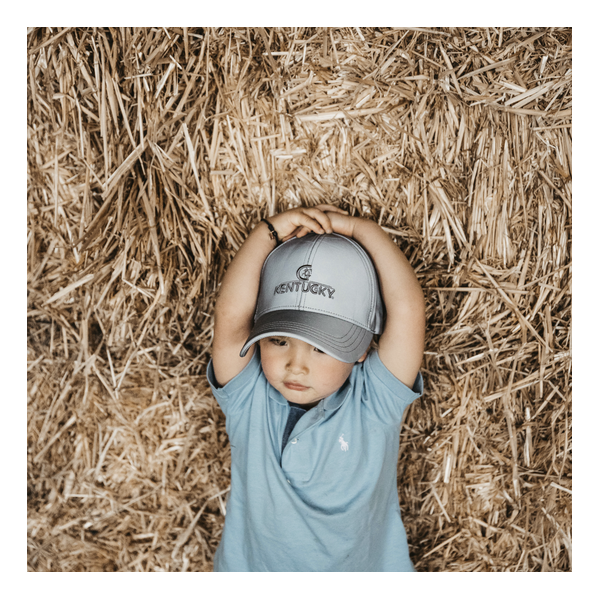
left=212, top=205, right=347, bottom=387
left=328, top=215, right=425, bottom=389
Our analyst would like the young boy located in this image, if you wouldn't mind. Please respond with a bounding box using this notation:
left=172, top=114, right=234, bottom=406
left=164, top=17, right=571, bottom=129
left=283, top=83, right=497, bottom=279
left=207, top=204, right=425, bottom=571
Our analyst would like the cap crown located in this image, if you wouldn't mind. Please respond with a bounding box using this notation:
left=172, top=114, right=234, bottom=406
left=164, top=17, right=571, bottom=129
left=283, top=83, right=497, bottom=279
left=255, top=233, right=383, bottom=334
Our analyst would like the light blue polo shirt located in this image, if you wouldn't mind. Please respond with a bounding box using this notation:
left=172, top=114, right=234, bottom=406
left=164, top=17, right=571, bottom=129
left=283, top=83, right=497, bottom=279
left=206, top=349, right=423, bottom=572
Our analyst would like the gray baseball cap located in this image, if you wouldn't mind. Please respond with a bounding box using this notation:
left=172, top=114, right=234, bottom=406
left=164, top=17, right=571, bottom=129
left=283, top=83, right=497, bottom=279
left=240, top=232, right=384, bottom=363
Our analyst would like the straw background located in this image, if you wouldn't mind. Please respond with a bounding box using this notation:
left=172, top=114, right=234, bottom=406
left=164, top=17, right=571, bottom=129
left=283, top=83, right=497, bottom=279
left=27, top=27, right=571, bottom=572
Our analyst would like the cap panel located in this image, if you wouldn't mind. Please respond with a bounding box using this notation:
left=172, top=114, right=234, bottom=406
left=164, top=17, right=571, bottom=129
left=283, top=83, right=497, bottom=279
left=254, top=233, right=383, bottom=333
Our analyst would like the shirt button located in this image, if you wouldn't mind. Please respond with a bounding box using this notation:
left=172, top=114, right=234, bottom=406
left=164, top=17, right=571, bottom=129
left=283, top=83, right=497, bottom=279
left=287, top=479, right=291, bottom=484
left=291, top=438, right=298, bottom=444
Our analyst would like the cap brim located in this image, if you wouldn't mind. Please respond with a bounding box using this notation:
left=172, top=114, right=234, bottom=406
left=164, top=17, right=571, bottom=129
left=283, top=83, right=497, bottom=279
left=240, top=309, right=373, bottom=363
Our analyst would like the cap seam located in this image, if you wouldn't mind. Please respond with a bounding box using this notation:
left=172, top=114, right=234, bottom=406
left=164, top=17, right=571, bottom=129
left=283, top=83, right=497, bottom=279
left=301, top=234, right=323, bottom=311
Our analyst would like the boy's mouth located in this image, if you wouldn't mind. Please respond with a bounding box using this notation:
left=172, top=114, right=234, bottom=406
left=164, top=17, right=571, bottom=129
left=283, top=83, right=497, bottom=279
left=284, top=382, right=308, bottom=391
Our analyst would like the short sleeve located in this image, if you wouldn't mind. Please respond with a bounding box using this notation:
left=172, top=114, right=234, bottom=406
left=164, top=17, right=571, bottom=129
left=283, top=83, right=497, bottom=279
left=206, top=351, right=262, bottom=417
left=360, top=350, right=423, bottom=426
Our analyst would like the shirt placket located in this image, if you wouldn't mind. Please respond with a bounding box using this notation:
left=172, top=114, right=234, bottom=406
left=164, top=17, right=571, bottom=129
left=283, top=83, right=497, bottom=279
left=280, top=404, right=326, bottom=479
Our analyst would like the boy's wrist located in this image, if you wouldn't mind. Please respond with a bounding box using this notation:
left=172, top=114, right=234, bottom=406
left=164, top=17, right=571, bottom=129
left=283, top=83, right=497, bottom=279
left=346, top=215, right=375, bottom=240
left=328, top=213, right=361, bottom=238
left=261, top=218, right=281, bottom=246
left=352, top=217, right=379, bottom=240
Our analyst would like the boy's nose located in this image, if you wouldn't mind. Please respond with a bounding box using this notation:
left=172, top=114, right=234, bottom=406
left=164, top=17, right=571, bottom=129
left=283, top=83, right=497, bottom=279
left=286, top=349, right=308, bottom=374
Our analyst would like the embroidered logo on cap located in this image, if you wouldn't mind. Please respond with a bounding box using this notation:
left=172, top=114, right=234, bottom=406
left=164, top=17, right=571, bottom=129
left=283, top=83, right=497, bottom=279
left=274, top=263, right=336, bottom=299
left=296, top=265, right=312, bottom=280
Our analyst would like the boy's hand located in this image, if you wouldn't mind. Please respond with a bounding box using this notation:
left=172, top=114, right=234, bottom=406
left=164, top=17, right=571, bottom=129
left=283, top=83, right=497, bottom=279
left=269, top=205, right=348, bottom=242
left=326, top=212, right=360, bottom=238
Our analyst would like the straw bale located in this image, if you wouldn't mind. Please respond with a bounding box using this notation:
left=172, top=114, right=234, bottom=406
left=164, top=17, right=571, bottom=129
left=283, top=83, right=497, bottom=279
left=28, top=27, right=571, bottom=571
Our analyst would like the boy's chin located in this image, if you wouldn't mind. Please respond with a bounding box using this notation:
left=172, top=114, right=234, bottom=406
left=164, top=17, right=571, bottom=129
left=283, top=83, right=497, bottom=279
left=279, top=386, right=321, bottom=405
left=281, top=390, right=314, bottom=404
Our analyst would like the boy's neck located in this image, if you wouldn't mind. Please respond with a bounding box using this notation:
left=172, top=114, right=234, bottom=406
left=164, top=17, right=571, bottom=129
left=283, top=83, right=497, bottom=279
left=288, top=399, right=320, bottom=410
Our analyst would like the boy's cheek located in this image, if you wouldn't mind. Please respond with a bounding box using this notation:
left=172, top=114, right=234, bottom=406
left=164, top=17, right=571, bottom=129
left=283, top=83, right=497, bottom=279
left=316, top=362, right=353, bottom=392
left=259, top=354, right=280, bottom=384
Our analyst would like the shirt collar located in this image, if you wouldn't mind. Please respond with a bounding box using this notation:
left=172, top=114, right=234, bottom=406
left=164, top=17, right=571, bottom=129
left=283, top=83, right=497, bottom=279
left=268, top=386, right=289, bottom=406
left=322, top=377, right=352, bottom=411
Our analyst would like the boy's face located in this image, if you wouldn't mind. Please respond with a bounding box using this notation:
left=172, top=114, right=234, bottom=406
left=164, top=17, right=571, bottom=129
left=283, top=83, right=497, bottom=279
left=259, top=336, right=367, bottom=406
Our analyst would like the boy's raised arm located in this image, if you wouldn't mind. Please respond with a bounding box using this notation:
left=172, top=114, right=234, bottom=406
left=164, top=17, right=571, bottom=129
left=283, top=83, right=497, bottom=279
left=211, top=205, right=346, bottom=387
left=328, top=214, right=425, bottom=389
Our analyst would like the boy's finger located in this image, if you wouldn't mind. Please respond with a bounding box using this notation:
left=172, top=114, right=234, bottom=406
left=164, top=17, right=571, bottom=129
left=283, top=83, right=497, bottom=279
left=282, top=226, right=302, bottom=241
left=302, top=209, right=333, bottom=234
left=292, top=211, right=326, bottom=234
left=314, top=204, right=348, bottom=214
left=295, top=226, right=310, bottom=238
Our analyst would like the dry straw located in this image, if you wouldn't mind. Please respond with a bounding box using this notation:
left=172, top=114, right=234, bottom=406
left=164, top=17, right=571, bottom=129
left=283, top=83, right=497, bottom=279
left=27, top=27, right=571, bottom=571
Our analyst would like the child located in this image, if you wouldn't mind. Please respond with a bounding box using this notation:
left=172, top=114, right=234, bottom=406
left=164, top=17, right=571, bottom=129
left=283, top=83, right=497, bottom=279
left=207, top=205, right=425, bottom=571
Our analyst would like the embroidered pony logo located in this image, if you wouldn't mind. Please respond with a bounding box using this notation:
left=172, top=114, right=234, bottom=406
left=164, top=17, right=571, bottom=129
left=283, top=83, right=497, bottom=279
left=339, top=435, right=349, bottom=451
